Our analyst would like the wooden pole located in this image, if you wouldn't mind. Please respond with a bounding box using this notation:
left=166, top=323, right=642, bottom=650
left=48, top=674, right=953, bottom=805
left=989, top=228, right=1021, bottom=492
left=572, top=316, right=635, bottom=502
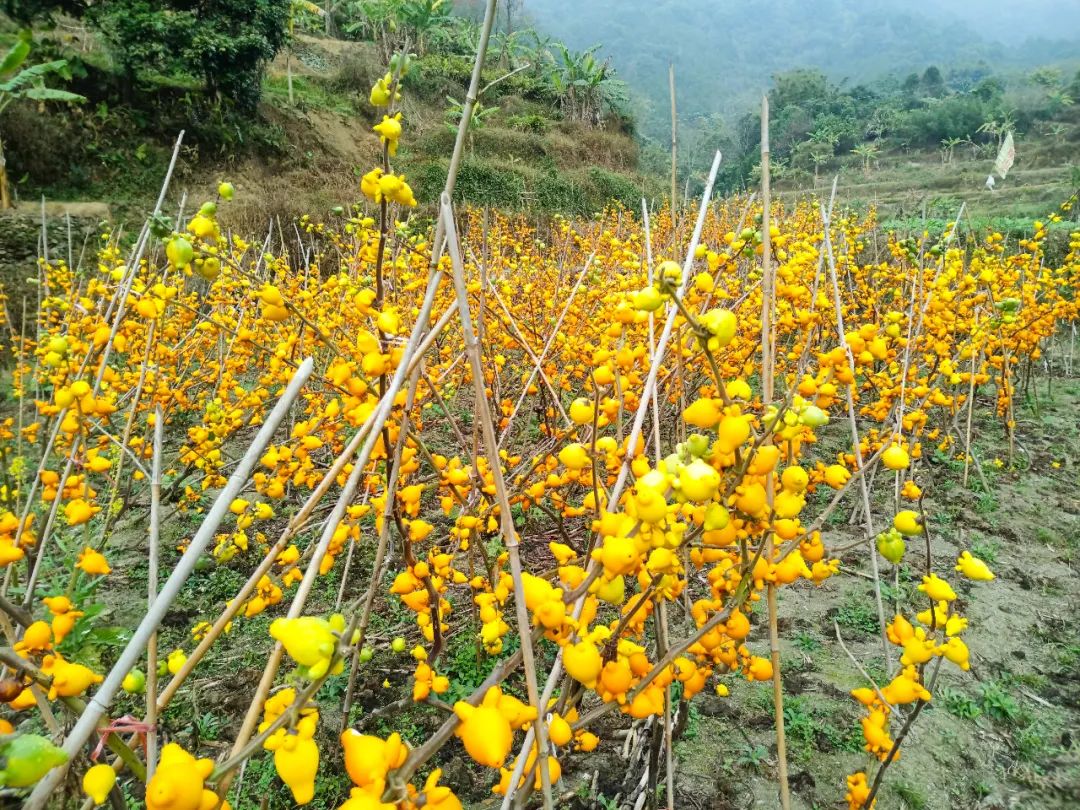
left=760, top=96, right=791, bottom=810
left=669, top=63, right=678, bottom=216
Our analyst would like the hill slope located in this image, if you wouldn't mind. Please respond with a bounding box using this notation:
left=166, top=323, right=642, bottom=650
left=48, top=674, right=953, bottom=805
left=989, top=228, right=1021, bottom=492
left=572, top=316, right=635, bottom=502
left=1, top=30, right=660, bottom=226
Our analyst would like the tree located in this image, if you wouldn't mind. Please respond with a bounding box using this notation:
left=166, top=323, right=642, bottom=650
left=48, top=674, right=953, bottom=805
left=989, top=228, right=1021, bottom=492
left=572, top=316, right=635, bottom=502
left=921, top=66, right=945, bottom=98
left=445, top=94, right=496, bottom=154
left=1, top=0, right=87, bottom=24
left=187, top=0, right=291, bottom=112
left=90, top=0, right=289, bottom=112
left=791, top=139, right=833, bottom=185
left=972, top=76, right=1005, bottom=104
left=771, top=69, right=829, bottom=112
left=901, top=72, right=921, bottom=98
left=0, top=34, right=84, bottom=209
left=977, top=113, right=1015, bottom=149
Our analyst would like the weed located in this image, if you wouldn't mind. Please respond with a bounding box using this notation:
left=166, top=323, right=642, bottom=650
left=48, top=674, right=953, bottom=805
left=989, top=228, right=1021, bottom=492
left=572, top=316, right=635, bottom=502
left=192, top=711, right=224, bottom=744
left=734, top=744, right=769, bottom=769
left=793, top=631, right=822, bottom=653
left=783, top=697, right=816, bottom=746
left=836, top=590, right=880, bottom=637
left=1013, top=715, right=1063, bottom=767
left=979, top=682, right=1021, bottom=723
left=891, top=780, right=928, bottom=809
left=1035, top=526, right=1062, bottom=546
left=969, top=536, right=999, bottom=564
left=682, top=702, right=701, bottom=741
left=939, top=686, right=981, bottom=719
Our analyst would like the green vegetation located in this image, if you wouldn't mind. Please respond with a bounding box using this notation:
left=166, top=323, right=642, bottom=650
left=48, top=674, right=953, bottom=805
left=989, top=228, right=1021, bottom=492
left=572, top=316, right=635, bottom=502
left=0, top=32, right=82, bottom=207
left=0, top=0, right=659, bottom=216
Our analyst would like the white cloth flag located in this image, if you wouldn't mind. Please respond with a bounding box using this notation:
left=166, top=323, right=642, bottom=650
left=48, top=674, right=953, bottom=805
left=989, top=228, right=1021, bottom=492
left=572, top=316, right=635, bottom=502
left=994, top=131, right=1015, bottom=179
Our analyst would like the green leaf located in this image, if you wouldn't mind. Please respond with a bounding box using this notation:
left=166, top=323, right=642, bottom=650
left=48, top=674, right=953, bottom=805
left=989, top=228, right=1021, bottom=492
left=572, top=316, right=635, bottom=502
left=0, top=39, right=30, bottom=79
left=88, top=626, right=132, bottom=648
left=0, top=59, right=71, bottom=93
left=23, top=87, right=85, bottom=104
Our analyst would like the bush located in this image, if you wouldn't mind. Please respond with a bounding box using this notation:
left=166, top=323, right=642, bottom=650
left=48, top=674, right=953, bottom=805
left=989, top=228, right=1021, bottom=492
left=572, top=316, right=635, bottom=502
left=583, top=167, right=641, bottom=210
left=505, top=114, right=551, bottom=134
left=893, top=95, right=989, bottom=146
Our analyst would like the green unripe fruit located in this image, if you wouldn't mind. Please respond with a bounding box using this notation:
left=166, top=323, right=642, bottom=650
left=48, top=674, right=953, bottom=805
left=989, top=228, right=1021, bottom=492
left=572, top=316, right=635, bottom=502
left=0, top=734, right=68, bottom=787
left=166, top=237, right=194, bottom=269
left=122, top=668, right=146, bottom=694
left=876, top=530, right=905, bottom=564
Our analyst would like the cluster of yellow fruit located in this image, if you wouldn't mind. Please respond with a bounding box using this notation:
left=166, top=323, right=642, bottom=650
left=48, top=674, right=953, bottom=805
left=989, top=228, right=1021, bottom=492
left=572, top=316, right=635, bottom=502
left=845, top=555, right=995, bottom=808
left=1, top=69, right=1076, bottom=808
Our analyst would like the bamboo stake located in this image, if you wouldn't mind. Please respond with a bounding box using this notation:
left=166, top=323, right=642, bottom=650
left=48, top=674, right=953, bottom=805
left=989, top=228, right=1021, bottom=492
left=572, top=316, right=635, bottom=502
left=221, top=271, right=448, bottom=799
left=642, top=199, right=662, bottom=462
left=759, top=96, right=791, bottom=810
left=441, top=196, right=553, bottom=809
left=156, top=298, right=454, bottom=712
left=659, top=602, right=675, bottom=810
left=821, top=198, right=891, bottom=673
left=147, top=407, right=163, bottom=778
left=23, top=358, right=314, bottom=810
left=18, top=132, right=186, bottom=605
left=497, top=257, right=591, bottom=448
left=339, top=368, right=423, bottom=729
left=608, top=151, right=722, bottom=503
left=506, top=154, right=723, bottom=807
left=962, top=313, right=982, bottom=490
left=669, top=63, right=678, bottom=217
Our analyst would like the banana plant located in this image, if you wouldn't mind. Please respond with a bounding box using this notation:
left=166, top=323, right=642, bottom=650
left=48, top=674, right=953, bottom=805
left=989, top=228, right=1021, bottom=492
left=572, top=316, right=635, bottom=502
left=445, top=95, right=496, bottom=155
left=285, top=0, right=326, bottom=105
left=0, top=33, right=84, bottom=209
left=851, top=142, right=880, bottom=176
left=549, top=43, right=618, bottom=126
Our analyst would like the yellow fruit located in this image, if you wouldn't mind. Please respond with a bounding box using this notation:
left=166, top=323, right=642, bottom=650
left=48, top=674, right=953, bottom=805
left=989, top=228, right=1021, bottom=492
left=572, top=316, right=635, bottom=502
left=564, top=639, right=603, bottom=687
left=893, top=510, right=922, bottom=536
left=881, top=444, right=910, bottom=471
left=632, top=286, right=664, bottom=312
left=593, top=535, right=640, bottom=577
left=83, top=763, right=117, bottom=806
left=657, top=260, right=682, bottom=286
left=780, top=466, right=808, bottom=493
left=166, top=237, right=193, bottom=269
left=700, top=308, right=737, bottom=346
left=594, top=574, right=625, bottom=605
left=683, top=397, right=721, bottom=429
left=717, top=415, right=750, bottom=451
left=955, top=550, right=994, bottom=581
left=557, top=443, right=590, bottom=470
left=568, top=398, right=594, bottom=425
left=677, top=459, right=720, bottom=503
left=453, top=688, right=513, bottom=767
left=548, top=713, right=573, bottom=747
left=703, top=502, right=730, bottom=531
left=824, top=464, right=851, bottom=488
left=274, top=736, right=319, bottom=804
left=146, top=744, right=211, bottom=810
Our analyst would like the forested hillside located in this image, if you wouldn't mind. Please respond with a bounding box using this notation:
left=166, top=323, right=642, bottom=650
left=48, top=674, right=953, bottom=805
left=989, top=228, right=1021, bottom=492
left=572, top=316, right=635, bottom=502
left=526, top=0, right=1080, bottom=135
